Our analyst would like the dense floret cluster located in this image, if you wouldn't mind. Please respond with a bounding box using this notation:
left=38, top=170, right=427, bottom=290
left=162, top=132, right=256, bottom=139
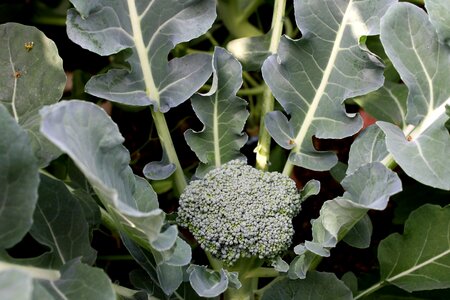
left=177, top=160, right=302, bottom=265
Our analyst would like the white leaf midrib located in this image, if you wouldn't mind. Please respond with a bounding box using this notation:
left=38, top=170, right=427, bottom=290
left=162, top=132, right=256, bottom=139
left=293, top=0, right=353, bottom=149
left=127, top=0, right=159, bottom=105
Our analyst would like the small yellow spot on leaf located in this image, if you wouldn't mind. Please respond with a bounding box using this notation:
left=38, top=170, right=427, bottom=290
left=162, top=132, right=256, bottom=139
left=14, top=71, right=21, bottom=78
left=24, top=41, right=34, bottom=52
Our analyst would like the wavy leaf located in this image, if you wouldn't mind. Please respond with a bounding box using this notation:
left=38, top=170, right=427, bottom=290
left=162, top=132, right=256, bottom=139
left=262, top=0, right=394, bottom=171
left=290, top=162, right=401, bottom=279
left=187, top=265, right=236, bottom=298
left=378, top=204, right=450, bottom=292
left=40, top=101, right=176, bottom=253
left=354, top=82, right=408, bottom=129
left=0, top=104, right=39, bottom=249
left=67, top=0, right=216, bottom=112
left=262, top=271, right=352, bottom=300
left=0, top=23, right=65, bottom=166
left=185, top=47, right=249, bottom=177
left=378, top=2, right=450, bottom=190
left=347, top=125, right=388, bottom=175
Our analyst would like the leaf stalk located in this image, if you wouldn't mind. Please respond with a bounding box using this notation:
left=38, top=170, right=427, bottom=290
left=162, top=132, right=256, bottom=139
left=255, top=0, right=287, bottom=171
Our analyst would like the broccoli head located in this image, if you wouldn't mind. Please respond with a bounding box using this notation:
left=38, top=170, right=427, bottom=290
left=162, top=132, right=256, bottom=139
left=177, top=160, right=302, bottom=265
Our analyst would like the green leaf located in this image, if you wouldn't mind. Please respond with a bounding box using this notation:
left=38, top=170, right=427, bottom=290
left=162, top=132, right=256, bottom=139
left=28, top=175, right=97, bottom=268
left=185, top=47, right=249, bottom=177
left=291, top=162, right=401, bottom=279
left=227, top=32, right=271, bottom=71
left=43, top=259, right=115, bottom=300
left=0, top=104, right=39, bottom=249
left=262, top=271, right=352, bottom=300
left=0, top=259, right=115, bottom=300
left=0, top=23, right=66, bottom=166
left=187, top=265, right=231, bottom=298
left=426, top=0, right=450, bottom=44
left=121, top=230, right=187, bottom=296
left=347, top=125, right=388, bottom=175
left=378, top=204, right=450, bottom=292
left=379, top=3, right=450, bottom=190
left=40, top=101, right=174, bottom=252
left=354, top=82, right=408, bottom=129
left=343, top=215, right=372, bottom=249
left=67, top=0, right=216, bottom=112
left=262, top=0, right=394, bottom=171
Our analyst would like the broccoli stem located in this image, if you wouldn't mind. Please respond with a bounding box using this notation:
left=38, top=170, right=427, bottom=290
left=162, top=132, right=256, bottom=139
left=224, top=277, right=258, bottom=300
left=224, top=257, right=265, bottom=300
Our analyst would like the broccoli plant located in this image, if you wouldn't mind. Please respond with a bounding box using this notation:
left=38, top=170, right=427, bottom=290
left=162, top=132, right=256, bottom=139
left=0, top=0, right=449, bottom=299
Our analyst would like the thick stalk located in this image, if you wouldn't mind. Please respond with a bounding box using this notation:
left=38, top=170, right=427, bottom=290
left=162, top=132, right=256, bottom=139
left=151, top=110, right=187, bottom=194
left=224, top=257, right=264, bottom=300
left=255, top=0, right=286, bottom=170
left=224, top=277, right=258, bottom=300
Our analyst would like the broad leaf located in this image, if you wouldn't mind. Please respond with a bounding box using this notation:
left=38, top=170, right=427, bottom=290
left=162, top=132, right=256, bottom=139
left=121, top=234, right=185, bottom=296
left=290, top=162, right=401, bottom=279
left=185, top=47, right=249, bottom=177
left=40, top=101, right=177, bottom=254
left=426, top=0, right=450, bottom=44
left=262, top=0, right=394, bottom=171
left=347, top=125, right=388, bottom=175
left=28, top=175, right=96, bottom=268
left=0, top=23, right=66, bottom=166
left=0, top=259, right=115, bottom=300
left=0, top=104, right=39, bottom=249
left=262, top=271, right=352, bottom=300
left=378, top=204, right=450, bottom=292
left=67, top=0, right=216, bottom=112
left=379, top=2, right=450, bottom=190
left=354, top=82, right=408, bottom=129
left=342, top=215, right=372, bottom=249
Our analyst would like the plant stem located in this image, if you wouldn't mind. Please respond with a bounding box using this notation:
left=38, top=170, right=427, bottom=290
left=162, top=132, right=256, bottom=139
left=255, top=0, right=286, bottom=171
left=354, top=281, right=386, bottom=299
left=224, top=277, right=258, bottom=300
left=151, top=110, right=187, bottom=194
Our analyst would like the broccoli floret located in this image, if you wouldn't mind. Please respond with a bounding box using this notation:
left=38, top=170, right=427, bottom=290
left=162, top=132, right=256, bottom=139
left=177, top=160, right=302, bottom=265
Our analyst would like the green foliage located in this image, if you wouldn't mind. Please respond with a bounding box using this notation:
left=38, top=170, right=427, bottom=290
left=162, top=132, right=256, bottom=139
left=0, top=0, right=449, bottom=299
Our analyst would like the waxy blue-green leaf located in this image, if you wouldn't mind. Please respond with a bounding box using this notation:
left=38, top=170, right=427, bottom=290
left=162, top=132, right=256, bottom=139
left=67, top=0, right=216, bottom=112
left=121, top=234, right=185, bottom=296
left=290, top=162, right=402, bottom=279
left=0, top=23, right=65, bottom=166
left=187, top=265, right=232, bottom=298
left=378, top=204, right=450, bottom=292
left=354, top=82, right=408, bottom=129
left=379, top=3, right=450, bottom=190
left=185, top=47, right=249, bottom=177
left=28, top=175, right=96, bottom=268
left=0, top=259, right=114, bottom=300
left=262, top=271, right=352, bottom=300
left=343, top=215, right=372, bottom=249
left=426, top=0, right=450, bottom=44
left=40, top=101, right=174, bottom=252
left=0, top=104, right=39, bottom=249
left=227, top=31, right=271, bottom=71
left=347, top=125, right=388, bottom=175
left=262, top=0, right=394, bottom=171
